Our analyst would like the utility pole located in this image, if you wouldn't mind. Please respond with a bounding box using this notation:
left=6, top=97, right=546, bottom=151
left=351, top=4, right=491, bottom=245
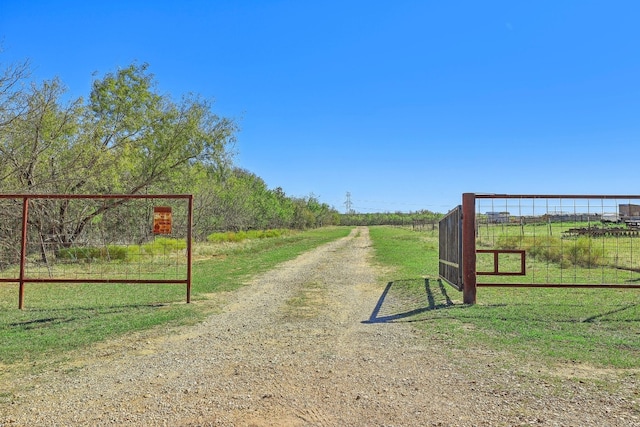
left=344, top=192, right=353, bottom=214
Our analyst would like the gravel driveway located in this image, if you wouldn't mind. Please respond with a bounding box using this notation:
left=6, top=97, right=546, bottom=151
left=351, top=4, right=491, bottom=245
left=2, top=227, right=638, bottom=426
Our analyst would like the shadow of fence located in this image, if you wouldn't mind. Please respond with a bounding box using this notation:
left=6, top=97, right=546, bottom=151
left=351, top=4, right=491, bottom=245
left=363, top=278, right=457, bottom=324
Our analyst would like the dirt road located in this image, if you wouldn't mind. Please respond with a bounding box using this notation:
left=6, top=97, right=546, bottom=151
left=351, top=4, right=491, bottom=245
left=2, top=227, right=638, bottom=426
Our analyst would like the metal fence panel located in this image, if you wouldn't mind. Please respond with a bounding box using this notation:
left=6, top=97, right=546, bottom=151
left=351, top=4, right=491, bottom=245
left=474, top=194, right=640, bottom=288
left=0, top=194, right=193, bottom=308
left=439, top=205, right=462, bottom=290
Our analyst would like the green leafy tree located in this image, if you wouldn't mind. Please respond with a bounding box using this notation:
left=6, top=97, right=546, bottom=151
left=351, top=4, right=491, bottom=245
left=0, top=61, right=237, bottom=251
left=0, top=57, right=344, bottom=253
left=86, top=63, right=236, bottom=194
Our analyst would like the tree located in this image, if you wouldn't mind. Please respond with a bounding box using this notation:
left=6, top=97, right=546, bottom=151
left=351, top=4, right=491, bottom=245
left=0, top=61, right=237, bottom=251
left=0, top=56, right=343, bottom=254
left=0, top=56, right=30, bottom=129
left=0, top=78, right=83, bottom=193
left=86, top=63, right=236, bottom=194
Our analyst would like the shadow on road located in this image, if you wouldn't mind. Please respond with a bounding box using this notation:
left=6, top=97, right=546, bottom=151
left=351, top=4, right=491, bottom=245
left=363, top=278, right=458, bottom=324
left=8, top=303, right=169, bottom=330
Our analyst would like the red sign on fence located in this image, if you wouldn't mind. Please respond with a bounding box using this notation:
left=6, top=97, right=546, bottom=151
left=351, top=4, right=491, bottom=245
left=153, top=206, right=172, bottom=234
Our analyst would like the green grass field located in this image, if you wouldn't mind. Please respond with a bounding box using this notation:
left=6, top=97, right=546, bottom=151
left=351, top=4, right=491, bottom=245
left=368, top=226, right=640, bottom=369
left=0, top=227, right=351, bottom=371
left=2, top=224, right=638, bottom=376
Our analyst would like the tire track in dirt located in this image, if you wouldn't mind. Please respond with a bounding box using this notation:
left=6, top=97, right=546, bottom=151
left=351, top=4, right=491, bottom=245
left=3, top=227, right=639, bottom=426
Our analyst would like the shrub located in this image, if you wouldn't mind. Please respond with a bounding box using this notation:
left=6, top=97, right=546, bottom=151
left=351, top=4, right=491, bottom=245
left=526, top=236, right=564, bottom=265
left=56, top=247, right=91, bottom=261
left=207, top=229, right=288, bottom=243
left=495, top=234, right=606, bottom=268
left=144, top=237, right=187, bottom=255
left=568, top=237, right=604, bottom=267
left=206, top=232, right=224, bottom=243
left=105, top=245, right=128, bottom=261
left=126, top=245, right=143, bottom=261
left=56, top=245, right=128, bottom=262
left=496, top=235, right=522, bottom=250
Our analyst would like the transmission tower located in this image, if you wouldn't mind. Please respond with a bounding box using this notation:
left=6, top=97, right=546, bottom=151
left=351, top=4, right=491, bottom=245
left=344, top=192, right=353, bottom=213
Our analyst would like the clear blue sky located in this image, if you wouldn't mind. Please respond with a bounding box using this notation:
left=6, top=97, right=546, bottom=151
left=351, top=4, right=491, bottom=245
left=1, top=1, right=639, bottom=213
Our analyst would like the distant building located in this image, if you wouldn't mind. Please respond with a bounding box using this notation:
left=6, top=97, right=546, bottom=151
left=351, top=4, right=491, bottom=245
left=620, top=204, right=640, bottom=218
left=546, top=213, right=598, bottom=222
left=486, top=211, right=510, bottom=224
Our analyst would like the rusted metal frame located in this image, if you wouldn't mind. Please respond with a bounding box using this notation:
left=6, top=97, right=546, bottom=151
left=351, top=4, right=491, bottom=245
left=439, top=277, right=460, bottom=291
left=477, top=283, right=640, bottom=289
left=474, top=194, right=640, bottom=199
left=438, top=205, right=463, bottom=291
left=3, top=194, right=193, bottom=309
left=476, top=249, right=526, bottom=276
left=457, top=206, right=463, bottom=289
left=475, top=193, right=640, bottom=289
left=0, top=194, right=193, bottom=200
left=17, top=279, right=188, bottom=284
left=461, top=193, right=477, bottom=304
left=18, top=197, right=29, bottom=310
left=186, top=194, right=193, bottom=304
left=439, top=260, right=459, bottom=268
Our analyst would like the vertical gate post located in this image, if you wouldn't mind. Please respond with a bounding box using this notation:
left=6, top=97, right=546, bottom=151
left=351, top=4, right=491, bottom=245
left=18, top=197, right=29, bottom=310
left=186, top=195, right=193, bottom=304
left=462, top=193, right=477, bottom=304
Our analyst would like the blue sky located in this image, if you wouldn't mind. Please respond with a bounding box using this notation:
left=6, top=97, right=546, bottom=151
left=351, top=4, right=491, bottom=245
left=1, top=1, right=639, bottom=213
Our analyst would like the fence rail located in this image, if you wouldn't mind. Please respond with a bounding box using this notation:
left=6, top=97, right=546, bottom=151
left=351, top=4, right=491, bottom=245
left=439, top=194, right=640, bottom=304
left=0, top=194, right=193, bottom=309
left=438, top=205, right=462, bottom=290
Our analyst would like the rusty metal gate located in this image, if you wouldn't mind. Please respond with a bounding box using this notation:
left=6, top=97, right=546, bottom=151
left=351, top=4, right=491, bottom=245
left=439, top=205, right=462, bottom=291
left=0, top=194, right=193, bottom=309
left=440, top=193, right=640, bottom=305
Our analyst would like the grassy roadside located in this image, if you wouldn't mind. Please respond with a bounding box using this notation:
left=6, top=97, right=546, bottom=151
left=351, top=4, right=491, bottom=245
left=0, top=227, right=352, bottom=370
left=368, top=226, right=640, bottom=369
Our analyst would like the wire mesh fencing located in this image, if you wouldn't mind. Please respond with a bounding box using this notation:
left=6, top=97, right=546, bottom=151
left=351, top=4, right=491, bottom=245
left=475, top=195, right=640, bottom=287
left=0, top=194, right=193, bottom=308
